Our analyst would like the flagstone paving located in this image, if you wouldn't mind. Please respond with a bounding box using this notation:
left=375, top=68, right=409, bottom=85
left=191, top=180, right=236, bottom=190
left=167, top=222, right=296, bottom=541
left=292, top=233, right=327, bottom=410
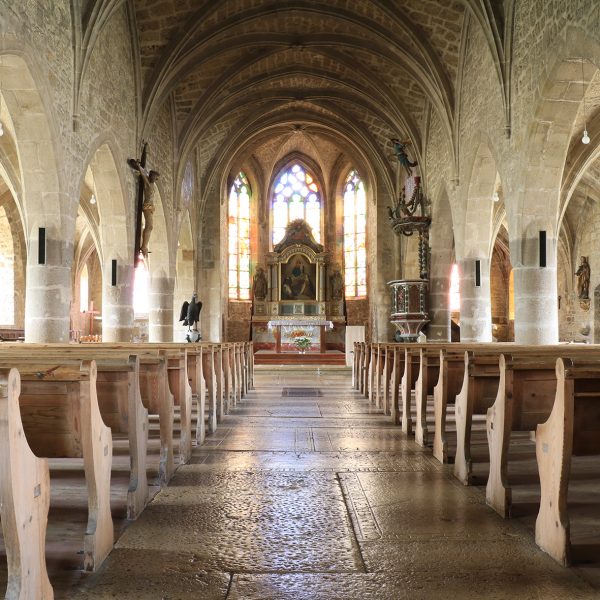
left=60, top=366, right=599, bottom=599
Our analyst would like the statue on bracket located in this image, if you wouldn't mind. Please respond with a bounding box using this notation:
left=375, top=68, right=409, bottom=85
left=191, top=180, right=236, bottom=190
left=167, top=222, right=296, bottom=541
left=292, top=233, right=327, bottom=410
left=330, top=266, right=344, bottom=301
left=252, top=266, right=268, bottom=301
left=576, top=256, right=591, bottom=303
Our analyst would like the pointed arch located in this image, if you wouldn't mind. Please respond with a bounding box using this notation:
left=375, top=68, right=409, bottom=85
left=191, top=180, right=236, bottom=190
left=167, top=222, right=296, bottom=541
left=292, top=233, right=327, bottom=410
left=270, top=159, right=323, bottom=246
left=174, top=212, right=194, bottom=341
left=342, top=169, right=367, bottom=298
left=228, top=172, right=252, bottom=300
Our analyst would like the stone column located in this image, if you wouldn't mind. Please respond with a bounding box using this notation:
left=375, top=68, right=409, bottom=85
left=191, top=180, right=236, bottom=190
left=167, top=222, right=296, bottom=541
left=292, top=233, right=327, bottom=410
left=428, top=246, right=452, bottom=341
left=428, top=273, right=450, bottom=341
left=511, top=231, right=558, bottom=344
left=459, top=257, right=492, bottom=342
left=102, top=259, right=134, bottom=342
left=513, top=265, right=558, bottom=344
left=149, top=272, right=174, bottom=342
left=373, top=282, right=392, bottom=342
left=24, top=231, right=72, bottom=342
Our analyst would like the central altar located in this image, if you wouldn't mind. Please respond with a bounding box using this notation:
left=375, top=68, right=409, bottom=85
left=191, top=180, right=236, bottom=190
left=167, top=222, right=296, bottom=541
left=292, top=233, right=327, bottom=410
left=267, top=319, right=334, bottom=353
left=252, top=219, right=345, bottom=353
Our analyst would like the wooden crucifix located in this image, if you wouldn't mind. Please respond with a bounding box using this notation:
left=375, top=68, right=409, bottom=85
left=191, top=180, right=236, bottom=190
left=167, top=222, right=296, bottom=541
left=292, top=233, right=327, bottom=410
left=128, top=143, right=160, bottom=266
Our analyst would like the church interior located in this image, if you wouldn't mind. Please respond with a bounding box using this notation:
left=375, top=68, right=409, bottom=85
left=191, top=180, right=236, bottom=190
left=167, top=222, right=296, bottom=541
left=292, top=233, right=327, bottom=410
left=2, top=1, right=600, bottom=598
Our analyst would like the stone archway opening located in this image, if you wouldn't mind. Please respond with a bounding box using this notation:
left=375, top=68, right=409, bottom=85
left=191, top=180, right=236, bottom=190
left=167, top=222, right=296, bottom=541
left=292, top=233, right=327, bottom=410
left=459, top=140, right=499, bottom=342
left=80, top=145, right=134, bottom=342
left=173, top=213, right=195, bottom=341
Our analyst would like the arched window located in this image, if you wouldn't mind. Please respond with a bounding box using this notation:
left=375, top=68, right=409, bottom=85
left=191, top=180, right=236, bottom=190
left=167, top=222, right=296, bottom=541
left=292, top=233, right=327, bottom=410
left=343, top=170, right=367, bottom=297
left=134, top=261, right=149, bottom=316
left=0, top=205, right=14, bottom=325
left=79, top=264, right=89, bottom=312
left=449, top=263, right=460, bottom=311
left=272, top=163, right=321, bottom=245
left=508, top=269, right=514, bottom=320
left=228, top=172, right=251, bottom=300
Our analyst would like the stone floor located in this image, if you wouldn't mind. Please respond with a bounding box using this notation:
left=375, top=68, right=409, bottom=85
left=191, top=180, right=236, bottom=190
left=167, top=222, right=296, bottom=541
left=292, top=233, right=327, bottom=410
left=59, top=366, right=600, bottom=599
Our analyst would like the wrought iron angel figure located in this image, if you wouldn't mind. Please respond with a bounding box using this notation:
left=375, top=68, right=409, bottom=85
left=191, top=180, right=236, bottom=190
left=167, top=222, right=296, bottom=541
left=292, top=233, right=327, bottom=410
left=179, top=293, right=203, bottom=342
left=391, top=138, right=418, bottom=176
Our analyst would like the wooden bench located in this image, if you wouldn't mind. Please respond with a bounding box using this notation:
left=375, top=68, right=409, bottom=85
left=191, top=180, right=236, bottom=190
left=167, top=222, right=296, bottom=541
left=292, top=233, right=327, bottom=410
left=0, top=367, right=53, bottom=599
left=2, top=346, right=175, bottom=486
left=433, top=348, right=467, bottom=463
left=454, top=351, right=501, bottom=485
left=486, top=353, right=564, bottom=517
left=535, top=357, right=600, bottom=566
left=0, top=359, right=114, bottom=572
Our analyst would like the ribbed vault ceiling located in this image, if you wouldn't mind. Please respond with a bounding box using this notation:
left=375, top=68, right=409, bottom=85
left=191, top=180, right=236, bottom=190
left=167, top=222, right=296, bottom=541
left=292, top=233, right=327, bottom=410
left=125, top=0, right=506, bottom=191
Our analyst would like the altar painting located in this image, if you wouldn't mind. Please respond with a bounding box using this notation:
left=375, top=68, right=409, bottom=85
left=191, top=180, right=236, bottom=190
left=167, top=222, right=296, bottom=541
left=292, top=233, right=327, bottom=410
left=280, top=325, right=320, bottom=353
left=280, top=254, right=317, bottom=301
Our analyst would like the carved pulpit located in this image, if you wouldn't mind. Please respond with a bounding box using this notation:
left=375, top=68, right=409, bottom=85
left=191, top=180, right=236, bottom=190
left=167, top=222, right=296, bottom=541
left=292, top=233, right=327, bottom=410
left=252, top=219, right=344, bottom=353
left=387, top=176, right=431, bottom=341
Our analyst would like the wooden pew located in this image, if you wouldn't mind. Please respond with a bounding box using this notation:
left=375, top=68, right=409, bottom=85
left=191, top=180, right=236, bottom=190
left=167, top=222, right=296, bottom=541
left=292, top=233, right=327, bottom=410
left=0, top=348, right=150, bottom=518
left=91, top=356, right=149, bottom=519
left=535, top=357, right=600, bottom=566
left=380, top=345, right=394, bottom=416
left=433, top=348, right=467, bottom=463
left=185, top=346, right=205, bottom=445
left=414, top=347, right=441, bottom=446
left=0, top=346, right=174, bottom=486
left=352, top=341, right=361, bottom=389
left=453, top=344, right=595, bottom=487
left=401, top=347, right=421, bottom=435
left=454, top=351, right=501, bottom=485
left=361, top=343, right=371, bottom=397
left=0, top=367, right=53, bottom=599
left=2, top=360, right=114, bottom=572
left=486, top=354, right=563, bottom=517
left=203, top=345, right=217, bottom=434
left=390, top=345, right=402, bottom=425
left=245, top=342, right=254, bottom=392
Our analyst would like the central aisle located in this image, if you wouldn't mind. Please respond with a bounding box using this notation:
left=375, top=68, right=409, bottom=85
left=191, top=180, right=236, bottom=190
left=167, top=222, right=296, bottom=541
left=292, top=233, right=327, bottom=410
left=67, top=366, right=596, bottom=599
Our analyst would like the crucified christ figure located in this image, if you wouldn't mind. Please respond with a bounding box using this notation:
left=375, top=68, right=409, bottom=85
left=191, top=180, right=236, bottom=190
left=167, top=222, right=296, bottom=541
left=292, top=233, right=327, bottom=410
left=128, top=158, right=160, bottom=258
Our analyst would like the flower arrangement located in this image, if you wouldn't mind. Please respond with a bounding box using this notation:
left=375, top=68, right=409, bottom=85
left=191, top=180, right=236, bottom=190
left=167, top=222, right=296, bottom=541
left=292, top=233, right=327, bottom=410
left=293, top=336, right=313, bottom=352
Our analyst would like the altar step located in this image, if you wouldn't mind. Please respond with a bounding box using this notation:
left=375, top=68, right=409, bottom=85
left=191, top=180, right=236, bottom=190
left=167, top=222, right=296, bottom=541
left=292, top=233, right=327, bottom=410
left=254, top=351, right=347, bottom=365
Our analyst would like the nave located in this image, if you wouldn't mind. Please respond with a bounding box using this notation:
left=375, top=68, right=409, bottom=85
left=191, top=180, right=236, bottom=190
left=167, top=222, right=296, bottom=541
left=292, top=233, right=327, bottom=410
left=62, top=366, right=597, bottom=600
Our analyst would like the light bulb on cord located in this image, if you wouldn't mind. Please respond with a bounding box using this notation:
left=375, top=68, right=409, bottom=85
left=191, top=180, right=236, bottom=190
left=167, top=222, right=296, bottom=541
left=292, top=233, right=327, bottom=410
left=581, top=58, right=590, bottom=145
left=582, top=129, right=590, bottom=145
left=0, top=121, right=4, bottom=137
left=90, top=194, right=96, bottom=205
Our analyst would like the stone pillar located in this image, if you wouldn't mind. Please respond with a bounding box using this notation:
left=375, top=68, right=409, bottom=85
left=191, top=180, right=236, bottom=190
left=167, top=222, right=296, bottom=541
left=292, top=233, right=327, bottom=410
left=149, top=272, right=174, bottom=342
left=373, top=282, right=392, bottom=342
left=511, top=231, right=558, bottom=345
left=459, top=257, right=492, bottom=342
left=25, top=260, right=72, bottom=343
left=428, top=272, right=450, bottom=341
left=428, top=244, right=452, bottom=341
left=24, top=232, right=72, bottom=342
left=102, top=259, right=134, bottom=342
left=513, top=265, right=558, bottom=344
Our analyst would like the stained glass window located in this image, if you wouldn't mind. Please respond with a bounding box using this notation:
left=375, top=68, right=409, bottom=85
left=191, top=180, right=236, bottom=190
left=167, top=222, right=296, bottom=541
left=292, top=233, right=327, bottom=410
left=79, top=264, right=89, bottom=312
left=343, top=170, right=367, bottom=297
left=449, top=263, right=460, bottom=311
left=228, top=172, right=251, bottom=300
left=0, top=206, right=14, bottom=325
left=134, top=261, right=149, bottom=316
left=508, top=269, right=514, bottom=320
left=272, top=163, right=321, bottom=245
